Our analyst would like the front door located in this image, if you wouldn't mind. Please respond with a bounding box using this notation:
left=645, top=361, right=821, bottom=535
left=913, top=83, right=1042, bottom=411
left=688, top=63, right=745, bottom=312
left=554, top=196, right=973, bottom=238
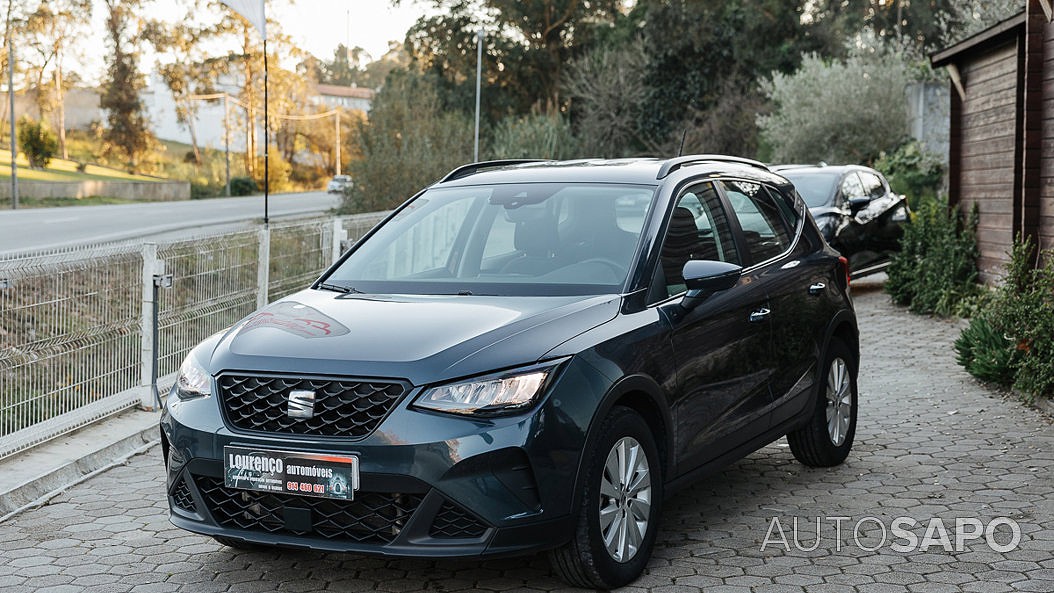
left=656, top=182, right=775, bottom=475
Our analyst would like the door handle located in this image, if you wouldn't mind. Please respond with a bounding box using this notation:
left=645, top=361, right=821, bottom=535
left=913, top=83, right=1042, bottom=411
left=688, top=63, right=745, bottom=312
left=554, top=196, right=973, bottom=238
left=808, top=282, right=826, bottom=295
left=749, top=308, right=770, bottom=323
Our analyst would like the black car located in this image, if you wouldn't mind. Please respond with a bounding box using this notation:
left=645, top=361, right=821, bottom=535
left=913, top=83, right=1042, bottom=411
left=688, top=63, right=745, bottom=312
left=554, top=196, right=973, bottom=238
left=162, top=155, right=858, bottom=589
left=773, top=164, right=909, bottom=277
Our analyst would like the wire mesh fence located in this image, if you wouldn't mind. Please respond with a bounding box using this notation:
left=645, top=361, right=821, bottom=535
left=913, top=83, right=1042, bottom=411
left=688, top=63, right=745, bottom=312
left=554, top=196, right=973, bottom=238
left=0, top=243, right=144, bottom=456
left=0, top=212, right=387, bottom=459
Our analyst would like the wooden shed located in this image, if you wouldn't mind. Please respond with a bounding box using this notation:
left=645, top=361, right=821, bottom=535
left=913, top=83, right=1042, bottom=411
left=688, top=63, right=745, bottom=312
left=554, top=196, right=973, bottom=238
left=930, top=0, right=1054, bottom=282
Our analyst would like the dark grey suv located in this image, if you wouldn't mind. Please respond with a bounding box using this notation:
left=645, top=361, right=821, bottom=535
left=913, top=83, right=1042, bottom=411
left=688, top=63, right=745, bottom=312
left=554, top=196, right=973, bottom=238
left=162, top=155, right=858, bottom=588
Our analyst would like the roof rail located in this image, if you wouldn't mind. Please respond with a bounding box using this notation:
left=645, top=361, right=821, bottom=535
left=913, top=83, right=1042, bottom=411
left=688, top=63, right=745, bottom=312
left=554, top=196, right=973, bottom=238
left=439, top=159, right=549, bottom=183
left=656, top=154, right=769, bottom=179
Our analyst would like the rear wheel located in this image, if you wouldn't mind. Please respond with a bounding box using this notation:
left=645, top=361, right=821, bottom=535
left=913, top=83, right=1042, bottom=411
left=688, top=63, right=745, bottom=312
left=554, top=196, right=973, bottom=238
left=788, top=337, right=857, bottom=467
left=549, top=406, right=662, bottom=589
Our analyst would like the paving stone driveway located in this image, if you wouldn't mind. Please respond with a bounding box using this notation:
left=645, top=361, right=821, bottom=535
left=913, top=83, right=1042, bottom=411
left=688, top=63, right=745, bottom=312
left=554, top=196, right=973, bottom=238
left=1, top=281, right=1052, bottom=593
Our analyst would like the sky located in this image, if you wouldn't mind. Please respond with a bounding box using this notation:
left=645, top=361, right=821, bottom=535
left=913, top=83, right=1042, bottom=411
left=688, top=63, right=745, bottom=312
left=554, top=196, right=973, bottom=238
left=270, top=0, right=424, bottom=63
left=73, top=0, right=426, bottom=85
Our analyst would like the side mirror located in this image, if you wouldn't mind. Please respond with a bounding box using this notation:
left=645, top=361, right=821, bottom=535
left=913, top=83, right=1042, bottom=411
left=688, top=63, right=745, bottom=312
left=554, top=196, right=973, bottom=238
left=681, top=260, right=742, bottom=310
left=848, top=196, right=870, bottom=212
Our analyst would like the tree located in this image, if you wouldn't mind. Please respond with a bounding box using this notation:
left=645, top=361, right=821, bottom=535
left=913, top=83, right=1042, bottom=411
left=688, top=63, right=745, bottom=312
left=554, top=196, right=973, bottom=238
left=142, top=1, right=221, bottom=165
left=952, top=0, right=1022, bottom=40
left=563, top=40, right=649, bottom=157
left=341, top=71, right=472, bottom=214
left=404, top=0, right=624, bottom=114
left=634, top=1, right=819, bottom=151
left=22, top=0, right=91, bottom=159
left=17, top=116, right=58, bottom=168
left=100, top=0, right=153, bottom=172
left=758, top=51, right=912, bottom=164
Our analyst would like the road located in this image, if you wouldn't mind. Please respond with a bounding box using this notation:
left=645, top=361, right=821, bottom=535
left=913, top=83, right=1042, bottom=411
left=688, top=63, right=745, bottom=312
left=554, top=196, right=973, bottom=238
left=0, top=192, right=340, bottom=254
left=1, top=281, right=1053, bottom=592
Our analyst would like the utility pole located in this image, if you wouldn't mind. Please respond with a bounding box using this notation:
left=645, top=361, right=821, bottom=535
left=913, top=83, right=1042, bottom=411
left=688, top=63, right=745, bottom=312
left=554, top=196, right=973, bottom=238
left=189, top=92, right=234, bottom=196
left=334, top=110, right=341, bottom=176
left=223, top=93, right=231, bottom=196
left=6, top=13, right=18, bottom=210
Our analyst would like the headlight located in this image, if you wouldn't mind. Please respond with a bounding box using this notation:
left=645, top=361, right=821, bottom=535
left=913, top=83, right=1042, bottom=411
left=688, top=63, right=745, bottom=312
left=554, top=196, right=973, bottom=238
left=413, top=362, right=562, bottom=416
left=175, top=351, right=212, bottom=401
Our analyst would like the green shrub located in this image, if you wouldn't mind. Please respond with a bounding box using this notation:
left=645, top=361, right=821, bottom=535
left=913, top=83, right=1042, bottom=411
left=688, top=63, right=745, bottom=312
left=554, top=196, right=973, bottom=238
left=955, top=236, right=1054, bottom=402
left=758, top=51, right=911, bottom=164
left=885, top=196, right=981, bottom=317
left=17, top=117, right=59, bottom=169
left=229, top=176, right=258, bottom=196
left=955, top=314, right=1018, bottom=385
left=488, top=113, right=578, bottom=160
left=874, top=141, right=944, bottom=210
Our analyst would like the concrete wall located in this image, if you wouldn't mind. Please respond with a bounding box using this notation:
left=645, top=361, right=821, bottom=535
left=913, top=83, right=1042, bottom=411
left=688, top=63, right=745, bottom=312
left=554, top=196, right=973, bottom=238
left=906, top=81, right=951, bottom=164
left=0, top=180, right=190, bottom=201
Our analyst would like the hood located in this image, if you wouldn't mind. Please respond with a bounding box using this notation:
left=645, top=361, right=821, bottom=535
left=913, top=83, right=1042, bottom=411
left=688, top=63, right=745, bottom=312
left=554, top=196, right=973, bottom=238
left=808, top=205, right=842, bottom=219
left=208, top=288, right=620, bottom=385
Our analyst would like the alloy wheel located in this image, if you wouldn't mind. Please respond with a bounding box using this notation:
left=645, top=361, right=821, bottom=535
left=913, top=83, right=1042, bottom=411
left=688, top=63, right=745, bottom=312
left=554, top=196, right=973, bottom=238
left=598, top=436, right=652, bottom=562
left=825, top=357, right=852, bottom=446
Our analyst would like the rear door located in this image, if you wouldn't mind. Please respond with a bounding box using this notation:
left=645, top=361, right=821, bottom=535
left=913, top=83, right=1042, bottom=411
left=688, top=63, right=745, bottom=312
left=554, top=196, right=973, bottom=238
left=717, top=180, right=823, bottom=427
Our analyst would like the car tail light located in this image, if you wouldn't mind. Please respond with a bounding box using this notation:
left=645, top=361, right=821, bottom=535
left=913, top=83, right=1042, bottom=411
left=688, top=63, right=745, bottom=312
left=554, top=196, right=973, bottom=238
left=839, top=256, right=851, bottom=291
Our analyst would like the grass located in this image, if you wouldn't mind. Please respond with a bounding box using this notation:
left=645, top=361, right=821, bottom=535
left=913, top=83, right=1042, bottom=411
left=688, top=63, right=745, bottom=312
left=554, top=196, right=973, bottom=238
left=0, top=148, right=160, bottom=182
left=16, top=195, right=147, bottom=207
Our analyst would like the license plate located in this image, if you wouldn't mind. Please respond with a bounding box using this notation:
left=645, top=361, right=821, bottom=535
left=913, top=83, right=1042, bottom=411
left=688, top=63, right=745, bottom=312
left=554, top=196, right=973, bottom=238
left=223, top=446, right=359, bottom=500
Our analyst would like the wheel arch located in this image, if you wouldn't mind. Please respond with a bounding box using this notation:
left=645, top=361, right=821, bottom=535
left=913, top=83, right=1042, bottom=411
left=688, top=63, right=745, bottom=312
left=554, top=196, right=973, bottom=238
left=572, top=374, right=674, bottom=497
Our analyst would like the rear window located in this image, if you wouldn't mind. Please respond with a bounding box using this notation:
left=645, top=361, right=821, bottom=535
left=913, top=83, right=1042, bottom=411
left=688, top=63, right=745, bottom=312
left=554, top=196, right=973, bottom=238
left=780, top=171, right=840, bottom=208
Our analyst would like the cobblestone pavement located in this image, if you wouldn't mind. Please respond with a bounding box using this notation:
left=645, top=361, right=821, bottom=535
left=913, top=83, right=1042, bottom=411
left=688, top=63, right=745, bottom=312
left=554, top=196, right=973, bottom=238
left=2, top=282, right=1053, bottom=593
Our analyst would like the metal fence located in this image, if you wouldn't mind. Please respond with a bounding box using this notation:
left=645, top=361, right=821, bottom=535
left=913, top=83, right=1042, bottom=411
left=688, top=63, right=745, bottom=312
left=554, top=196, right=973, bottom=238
left=0, top=212, right=387, bottom=459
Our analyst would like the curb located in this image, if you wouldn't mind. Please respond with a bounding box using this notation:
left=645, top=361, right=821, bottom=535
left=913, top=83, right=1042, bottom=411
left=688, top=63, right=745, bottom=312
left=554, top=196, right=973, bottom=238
left=0, top=410, right=160, bottom=522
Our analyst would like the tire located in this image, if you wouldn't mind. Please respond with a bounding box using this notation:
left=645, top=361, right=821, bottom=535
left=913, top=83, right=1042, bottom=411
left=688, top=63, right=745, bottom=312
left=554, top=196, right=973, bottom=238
left=213, top=535, right=265, bottom=550
left=787, top=337, right=858, bottom=467
left=549, top=406, right=663, bottom=589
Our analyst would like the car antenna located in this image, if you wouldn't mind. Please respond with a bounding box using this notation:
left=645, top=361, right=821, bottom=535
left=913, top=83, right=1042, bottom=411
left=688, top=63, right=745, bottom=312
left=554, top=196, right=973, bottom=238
left=677, top=129, right=688, bottom=157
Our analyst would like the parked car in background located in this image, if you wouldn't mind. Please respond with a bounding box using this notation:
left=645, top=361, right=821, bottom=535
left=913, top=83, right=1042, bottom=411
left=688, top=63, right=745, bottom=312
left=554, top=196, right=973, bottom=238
left=327, top=174, right=352, bottom=193
left=773, top=164, right=909, bottom=277
left=162, top=156, right=859, bottom=589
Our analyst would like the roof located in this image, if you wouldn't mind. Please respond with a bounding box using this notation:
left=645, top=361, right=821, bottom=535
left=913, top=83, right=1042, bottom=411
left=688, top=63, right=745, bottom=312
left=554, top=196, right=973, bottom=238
left=314, top=84, right=376, bottom=100
left=436, top=157, right=789, bottom=188
left=772, top=164, right=867, bottom=176
left=931, top=12, right=1026, bottom=67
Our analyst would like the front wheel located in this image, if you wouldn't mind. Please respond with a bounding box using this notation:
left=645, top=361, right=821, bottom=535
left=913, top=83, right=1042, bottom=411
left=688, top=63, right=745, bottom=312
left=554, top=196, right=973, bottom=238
left=549, top=406, right=663, bottom=589
left=787, top=337, right=858, bottom=467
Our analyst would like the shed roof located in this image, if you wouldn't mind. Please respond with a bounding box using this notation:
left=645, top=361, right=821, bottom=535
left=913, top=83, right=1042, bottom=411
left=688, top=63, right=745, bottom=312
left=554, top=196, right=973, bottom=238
left=931, top=12, right=1026, bottom=67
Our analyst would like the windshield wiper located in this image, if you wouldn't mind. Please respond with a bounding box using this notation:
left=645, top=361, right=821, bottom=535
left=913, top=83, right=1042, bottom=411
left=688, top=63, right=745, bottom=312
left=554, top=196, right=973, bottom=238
left=315, top=282, right=361, bottom=294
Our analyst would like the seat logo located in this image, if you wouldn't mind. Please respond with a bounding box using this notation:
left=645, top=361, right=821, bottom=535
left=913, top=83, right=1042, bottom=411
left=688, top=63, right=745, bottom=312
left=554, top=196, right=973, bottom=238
left=287, top=390, right=316, bottom=419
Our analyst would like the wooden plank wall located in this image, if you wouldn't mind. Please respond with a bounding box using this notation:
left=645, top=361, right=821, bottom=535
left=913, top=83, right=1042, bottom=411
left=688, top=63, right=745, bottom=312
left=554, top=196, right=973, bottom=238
left=1040, top=16, right=1054, bottom=253
left=958, top=40, right=1020, bottom=280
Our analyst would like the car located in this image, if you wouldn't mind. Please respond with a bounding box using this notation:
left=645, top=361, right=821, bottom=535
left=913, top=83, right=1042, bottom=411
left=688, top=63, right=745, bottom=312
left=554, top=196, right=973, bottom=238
left=161, top=155, right=859, bottom=589
left=772, top=164, right=909, bottom=278
left=327, top=174, right=352, bottom=193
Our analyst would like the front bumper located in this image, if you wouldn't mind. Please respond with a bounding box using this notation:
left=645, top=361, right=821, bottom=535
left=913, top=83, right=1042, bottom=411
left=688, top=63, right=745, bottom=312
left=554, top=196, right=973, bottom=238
left=160, top=360, right=607, bottom=558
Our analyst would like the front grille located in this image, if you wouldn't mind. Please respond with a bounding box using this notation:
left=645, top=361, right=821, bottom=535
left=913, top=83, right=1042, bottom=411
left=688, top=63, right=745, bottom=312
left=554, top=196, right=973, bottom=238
left=429, top=500, right=489, bottom=539
left=195, top=476, right=423, bottom=544
left=171, top=477, right=196, bottom=513
left=218, top=374, right=407, bottom=437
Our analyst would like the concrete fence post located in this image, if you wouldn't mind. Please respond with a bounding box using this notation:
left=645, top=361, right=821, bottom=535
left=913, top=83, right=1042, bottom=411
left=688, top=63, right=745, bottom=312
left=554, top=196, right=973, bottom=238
left=140, top=243, right=161, bottom=410
left=332, top=217, right=347, bottom=265
left=257, top=225, right=271, bottom=310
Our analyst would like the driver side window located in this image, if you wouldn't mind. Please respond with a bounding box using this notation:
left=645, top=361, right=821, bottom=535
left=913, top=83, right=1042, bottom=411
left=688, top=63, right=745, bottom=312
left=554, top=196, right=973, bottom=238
left=656, top=183, right=739, bottom=298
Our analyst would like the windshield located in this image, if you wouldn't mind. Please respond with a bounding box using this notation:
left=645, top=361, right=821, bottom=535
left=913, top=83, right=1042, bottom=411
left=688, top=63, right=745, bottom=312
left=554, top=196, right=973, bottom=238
left=325, top=183, right=656, bottom=296
left=781, top=171, right=840, bottom=208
